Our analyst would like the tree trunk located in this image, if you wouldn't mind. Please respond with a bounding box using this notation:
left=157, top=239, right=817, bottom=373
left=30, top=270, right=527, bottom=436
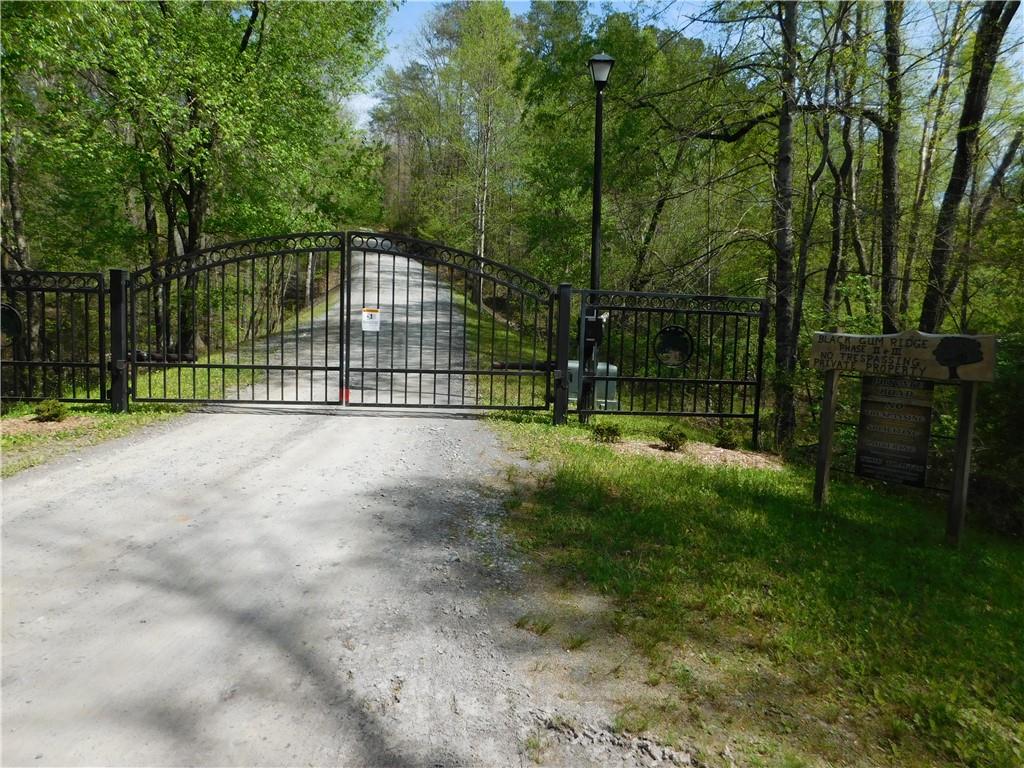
left=472, top=110, right=491, bottom=308
left=773, top=0, right=798, bottom=449
left=941, top=129, right=1023, bottom=319
left=793, top=120, right=829, bottom=342
left=629, top=142, right=686, bottom=292
left=879, top=1, right=903, bottom=333
left=900, top=3, right=967, bottom=319
left=2, top=134, right=31, bottom=270
left=920, top=1, right=1020, bottom=332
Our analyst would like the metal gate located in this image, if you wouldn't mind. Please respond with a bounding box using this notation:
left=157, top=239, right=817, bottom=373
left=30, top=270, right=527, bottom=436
left=345, top=232, right=553, bottom=410
left=127, top=233, right=347, bottom=405
left=121, top=231, right=554, bottom=410
left=3, top=231, right=768, bottom=438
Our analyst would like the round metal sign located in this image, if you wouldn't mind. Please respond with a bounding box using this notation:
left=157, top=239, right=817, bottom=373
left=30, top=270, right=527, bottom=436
left=1, top=303, right=23, bottom=339
left=653, top=325, right=694, bottom=367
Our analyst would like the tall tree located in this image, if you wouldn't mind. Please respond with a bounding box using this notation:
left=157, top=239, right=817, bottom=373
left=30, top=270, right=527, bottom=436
left=879, top=0, right=904, bottom=332
left=773, top=0, right=799, bottom=448
left=919, top=0, right=1020, bottom=331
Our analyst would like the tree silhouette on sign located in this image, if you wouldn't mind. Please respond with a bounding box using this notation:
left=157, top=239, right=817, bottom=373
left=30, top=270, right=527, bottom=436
left=933, top=337, right=982, bottom=379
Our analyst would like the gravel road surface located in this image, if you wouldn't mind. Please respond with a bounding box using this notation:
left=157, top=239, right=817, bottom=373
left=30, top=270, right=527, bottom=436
left=1, top=254, right=696, bottom=767
left=2, top=410, right=536, bottom=766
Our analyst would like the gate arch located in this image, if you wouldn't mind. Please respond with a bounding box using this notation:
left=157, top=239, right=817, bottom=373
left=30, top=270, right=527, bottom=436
left=345, top=231, right=554, bottom=409
left=127, top=231, right=555, bottom=409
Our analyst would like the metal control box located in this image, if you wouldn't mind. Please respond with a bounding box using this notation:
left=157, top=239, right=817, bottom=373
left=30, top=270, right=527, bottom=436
left=566, top=360, right=619, bottom=411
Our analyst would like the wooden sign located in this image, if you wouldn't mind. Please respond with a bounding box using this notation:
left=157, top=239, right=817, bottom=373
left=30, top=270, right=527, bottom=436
left=855, top=377, right=933, bottom=487
left=811, top=330, right=995, bottom=382
left=812, top=329, right=996, bottom=546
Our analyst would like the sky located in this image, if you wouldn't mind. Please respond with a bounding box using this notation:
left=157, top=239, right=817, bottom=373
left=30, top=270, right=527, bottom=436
left=346, top=1, right=1023, bottom=129
left=345, top=0, right=682, bottom=127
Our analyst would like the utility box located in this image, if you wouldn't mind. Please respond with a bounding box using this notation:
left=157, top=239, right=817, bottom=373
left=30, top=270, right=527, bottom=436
left=567, top=360, right=620, bottom=411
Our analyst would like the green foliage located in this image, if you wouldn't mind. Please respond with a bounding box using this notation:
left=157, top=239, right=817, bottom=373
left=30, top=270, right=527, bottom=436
left=713, top=425, right=739, bottom=450
left=590, top=422, right=622, bottom=443
left=2, top=0, right=388, bottom=272
left=499, top=420, right=1024, bottom=767
left=33, top=399, right=67, bottom=422
left=657, top=424, right=688, bottom=452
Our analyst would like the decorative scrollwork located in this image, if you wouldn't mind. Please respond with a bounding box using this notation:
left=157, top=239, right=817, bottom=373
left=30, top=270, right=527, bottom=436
left=1, top=270, right=104, bottom=293
left=585, top=289, right=765, bottom=316
left=131, top=232, right=347, bottom=288
left=349, top=231, right=553, bottom=301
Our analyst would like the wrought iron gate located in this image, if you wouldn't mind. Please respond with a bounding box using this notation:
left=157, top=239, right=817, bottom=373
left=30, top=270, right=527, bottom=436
left=3, top=231, right=768, bottom=440
left=119, top=231, right=554, bottom=410
left=345, top=232, right=553, bottom=410
left=127, top=233, right=347, bottom=405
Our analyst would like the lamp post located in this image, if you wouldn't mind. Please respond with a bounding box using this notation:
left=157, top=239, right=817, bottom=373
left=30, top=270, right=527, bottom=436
left=587, top=52, right=614, bottom=291
left=579, top=53, right=614, bottom=422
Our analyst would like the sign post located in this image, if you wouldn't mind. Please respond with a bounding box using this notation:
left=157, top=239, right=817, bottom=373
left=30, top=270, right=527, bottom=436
left=810, top=330, right=995, bottom=545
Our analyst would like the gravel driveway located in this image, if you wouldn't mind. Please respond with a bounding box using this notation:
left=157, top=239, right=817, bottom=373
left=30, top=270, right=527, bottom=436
left=1, top=253, right=695, bottom=767
left=2, top=410, right=534, bottom=765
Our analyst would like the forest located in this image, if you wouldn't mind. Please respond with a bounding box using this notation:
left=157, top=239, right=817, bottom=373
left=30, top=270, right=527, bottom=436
left=2, top=1, right=1023, bottom=532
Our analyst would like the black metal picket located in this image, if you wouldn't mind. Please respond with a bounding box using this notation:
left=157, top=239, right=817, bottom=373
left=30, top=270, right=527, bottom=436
left=3, top=232, right=769, bottom=443
left=0, top=270, right=107, bottom=403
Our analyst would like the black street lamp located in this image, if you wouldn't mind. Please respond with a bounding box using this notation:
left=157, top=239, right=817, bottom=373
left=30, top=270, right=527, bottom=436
left=587, top=52, right=614, bottom=292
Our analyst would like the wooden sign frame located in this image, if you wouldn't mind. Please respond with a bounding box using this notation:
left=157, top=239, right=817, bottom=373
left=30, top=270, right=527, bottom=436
left=811, top=330, right=995, bottom=546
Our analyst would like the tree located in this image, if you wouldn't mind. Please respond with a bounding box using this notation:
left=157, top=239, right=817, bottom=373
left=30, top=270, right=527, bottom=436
left=919, top=0, right=1020, bottom=332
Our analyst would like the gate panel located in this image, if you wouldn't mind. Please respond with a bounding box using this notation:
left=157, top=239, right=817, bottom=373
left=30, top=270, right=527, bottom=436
left=128, top=233, right=345, bottom=404
left=574, top=289, right=768, bottom=440
left=1, top=271, right=107, bottom=402
left=346, top=232, right=554, bottom=409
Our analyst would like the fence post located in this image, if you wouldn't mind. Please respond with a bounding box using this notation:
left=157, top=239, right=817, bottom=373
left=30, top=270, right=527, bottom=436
left=109, top=269, right=129, bottom=413
left=553, top=283, right=572, bottom=425
left=751, top=300, right=769, bottom=450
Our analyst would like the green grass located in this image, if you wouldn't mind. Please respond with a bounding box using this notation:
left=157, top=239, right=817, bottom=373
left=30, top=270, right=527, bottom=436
left=132, top=286, right=342, bottom=402
left=1, top=402, right=183, bottom=476
left=131, top=360, right=262, bottom=401
left=450, top=287, right=550, bottom=409
left=494, top=417, right=1024, bottom=767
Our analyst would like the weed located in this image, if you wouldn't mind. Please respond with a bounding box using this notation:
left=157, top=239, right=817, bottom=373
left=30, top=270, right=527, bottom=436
left=658, top=423, right=688, bottom=451
left=563, top=632, right=589, bottom=651
left=591, top=423, right=621, bottom=443
left=514, top=614, right=553, bottom=636
left=713, top=425, right=739, bottom=449
left=613, top=704, right=650, bottom=735
left=523, top=731, right=545, bottom=764
left=33, top=399, right=68, bottom=422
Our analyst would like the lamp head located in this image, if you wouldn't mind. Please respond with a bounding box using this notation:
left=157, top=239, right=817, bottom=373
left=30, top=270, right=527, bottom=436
left=588, top=52, right=614, bottom=91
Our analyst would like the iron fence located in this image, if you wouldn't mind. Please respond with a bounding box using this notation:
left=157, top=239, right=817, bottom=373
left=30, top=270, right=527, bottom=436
left=570, top=289, right=769, bottom=445
left=1, top=270, right=107, bottom=402
left=3, top=234, right=768, bottom=434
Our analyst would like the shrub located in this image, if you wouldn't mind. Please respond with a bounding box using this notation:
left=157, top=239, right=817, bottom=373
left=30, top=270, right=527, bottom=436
left=714, top=426, right=738, bottom=450
left=591, top=423, right=622, bottom=443
left=658, top=424, right=688, bottom=452
left=34, top=399, right=68, bottom=422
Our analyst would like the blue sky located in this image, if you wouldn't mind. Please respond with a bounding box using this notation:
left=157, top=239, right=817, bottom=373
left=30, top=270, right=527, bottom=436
left=346, top=0, right=683, bottom=126
left=346, top=1, right=1023, bottom=128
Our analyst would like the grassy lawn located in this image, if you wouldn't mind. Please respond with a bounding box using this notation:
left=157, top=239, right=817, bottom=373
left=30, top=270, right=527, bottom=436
left=451, top=286, right=551, bottom=409
left=131, top=361, right=262, bottom=401
left=1, top=401, right=184, bottom=477
left=492, top=414, right=1023, bottom=768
